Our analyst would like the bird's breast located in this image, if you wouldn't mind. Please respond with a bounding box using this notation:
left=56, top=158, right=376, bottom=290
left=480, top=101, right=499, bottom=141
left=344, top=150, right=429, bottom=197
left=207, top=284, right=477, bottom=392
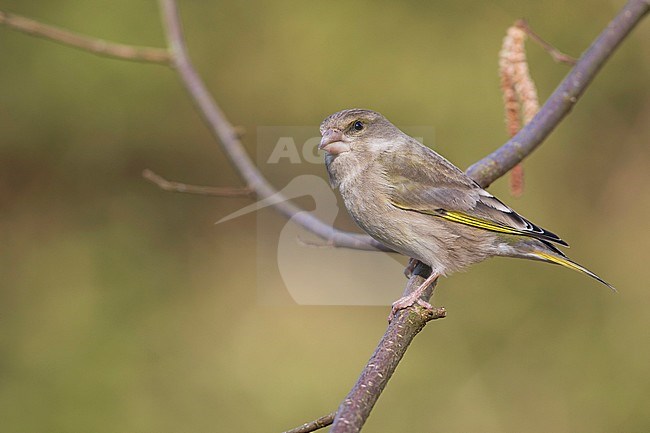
left=338, top=172, right=404, bottom=244
left=327, top=154, right=415, bottom=254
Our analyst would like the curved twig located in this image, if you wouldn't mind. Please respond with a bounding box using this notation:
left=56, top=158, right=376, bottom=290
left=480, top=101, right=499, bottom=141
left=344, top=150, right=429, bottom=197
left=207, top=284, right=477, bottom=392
left=516, top=19, right=577, bottom=65
left=157, top=0, right=390, bottom=252
left=142, top=169, right=253, bottom=197
left=282, top=412, right=336, bottom=433
left=0, top=10, right=171, bottom=63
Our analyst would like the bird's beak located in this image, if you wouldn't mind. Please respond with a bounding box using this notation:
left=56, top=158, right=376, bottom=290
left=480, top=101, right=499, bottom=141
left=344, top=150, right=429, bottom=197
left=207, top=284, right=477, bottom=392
left=319, top=129, right=350, bottom=154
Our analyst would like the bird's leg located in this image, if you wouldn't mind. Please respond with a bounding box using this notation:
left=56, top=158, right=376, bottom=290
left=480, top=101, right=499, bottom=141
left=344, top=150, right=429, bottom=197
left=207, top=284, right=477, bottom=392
left=403, top=258, right=420, bottom=278
left=389, top=272, right=439, bottom=322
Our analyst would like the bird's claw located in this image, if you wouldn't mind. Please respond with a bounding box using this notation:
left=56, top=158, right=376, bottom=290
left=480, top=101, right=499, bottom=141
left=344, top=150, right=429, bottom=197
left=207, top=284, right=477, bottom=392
left=388, top=292, right=433, bottom=322
left=389, top=272, right=439, bottom=322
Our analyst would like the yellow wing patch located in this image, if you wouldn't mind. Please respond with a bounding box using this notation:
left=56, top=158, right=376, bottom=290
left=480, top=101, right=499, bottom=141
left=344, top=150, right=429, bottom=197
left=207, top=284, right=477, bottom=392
left=436, top=210, right=524, bottom=236
left=390, top=202, right=524, bottom=236
left=390, top=202, right=547, bottom=239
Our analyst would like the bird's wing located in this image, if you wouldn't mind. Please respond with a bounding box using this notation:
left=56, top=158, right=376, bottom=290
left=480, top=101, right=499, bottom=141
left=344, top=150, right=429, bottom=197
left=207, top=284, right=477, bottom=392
left=380, top=142, right=568, bottom=246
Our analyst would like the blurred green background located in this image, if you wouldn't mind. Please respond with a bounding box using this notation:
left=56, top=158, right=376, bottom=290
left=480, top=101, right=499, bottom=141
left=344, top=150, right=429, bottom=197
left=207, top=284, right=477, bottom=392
left=1, top=1, right=649, bottom=432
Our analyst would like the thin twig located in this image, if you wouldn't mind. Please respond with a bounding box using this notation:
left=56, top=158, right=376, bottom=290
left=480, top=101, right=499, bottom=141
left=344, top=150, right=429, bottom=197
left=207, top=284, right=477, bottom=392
left=516, top=19, right=577, bottom=65
left=282, top=412, right=336, bottom=433
left=0, top=10, right=171, bottom=64
left=467, top=0, right=649, bottom=188
left=142, top=169, right=253, bottom=197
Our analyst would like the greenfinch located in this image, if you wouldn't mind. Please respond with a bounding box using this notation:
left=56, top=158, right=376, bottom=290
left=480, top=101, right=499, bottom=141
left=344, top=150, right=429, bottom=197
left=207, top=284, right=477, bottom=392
left=319, top=109, right=614, bottom=315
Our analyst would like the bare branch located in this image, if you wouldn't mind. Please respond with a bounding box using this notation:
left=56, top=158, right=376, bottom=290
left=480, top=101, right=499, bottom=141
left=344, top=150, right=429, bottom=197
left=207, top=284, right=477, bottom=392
left=157, top=0, right=391, bottom=253
left=283, top=412, right=336, bottom=433
left=0, top=10, right=170, bottom=64
left=467, top=0, right=649, bottom=188
left=142, top=169, right=253, bottom=197
left=330, top=263, right=446, bottom=433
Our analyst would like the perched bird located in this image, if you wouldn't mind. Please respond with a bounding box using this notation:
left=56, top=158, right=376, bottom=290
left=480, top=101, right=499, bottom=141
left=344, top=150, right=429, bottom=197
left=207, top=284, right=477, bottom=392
left=318, top=108, right=614, bottom=316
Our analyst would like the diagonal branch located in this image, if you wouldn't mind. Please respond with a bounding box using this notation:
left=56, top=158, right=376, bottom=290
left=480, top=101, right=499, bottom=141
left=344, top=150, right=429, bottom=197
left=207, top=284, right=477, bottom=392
left=466, top=0, right=650, bottom=188
left=0, top=10, right=171, bottom=64
left=329, top=263, right=446, bottom=433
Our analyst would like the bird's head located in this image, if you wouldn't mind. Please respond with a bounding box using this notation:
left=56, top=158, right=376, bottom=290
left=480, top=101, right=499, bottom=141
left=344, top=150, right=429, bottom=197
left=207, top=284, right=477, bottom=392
left=319, top=109, right=403, bottom=189
left=319, top=109, right=400, bottom=157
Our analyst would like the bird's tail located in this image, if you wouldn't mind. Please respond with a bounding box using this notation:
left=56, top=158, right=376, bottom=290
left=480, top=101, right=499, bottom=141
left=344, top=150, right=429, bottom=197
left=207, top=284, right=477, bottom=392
left=530, top=250, right=617, bottom=292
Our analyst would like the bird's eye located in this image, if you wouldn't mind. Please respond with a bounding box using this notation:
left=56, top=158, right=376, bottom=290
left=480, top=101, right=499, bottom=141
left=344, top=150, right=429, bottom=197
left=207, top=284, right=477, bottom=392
left=353, top=121, right=364, bottom=131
